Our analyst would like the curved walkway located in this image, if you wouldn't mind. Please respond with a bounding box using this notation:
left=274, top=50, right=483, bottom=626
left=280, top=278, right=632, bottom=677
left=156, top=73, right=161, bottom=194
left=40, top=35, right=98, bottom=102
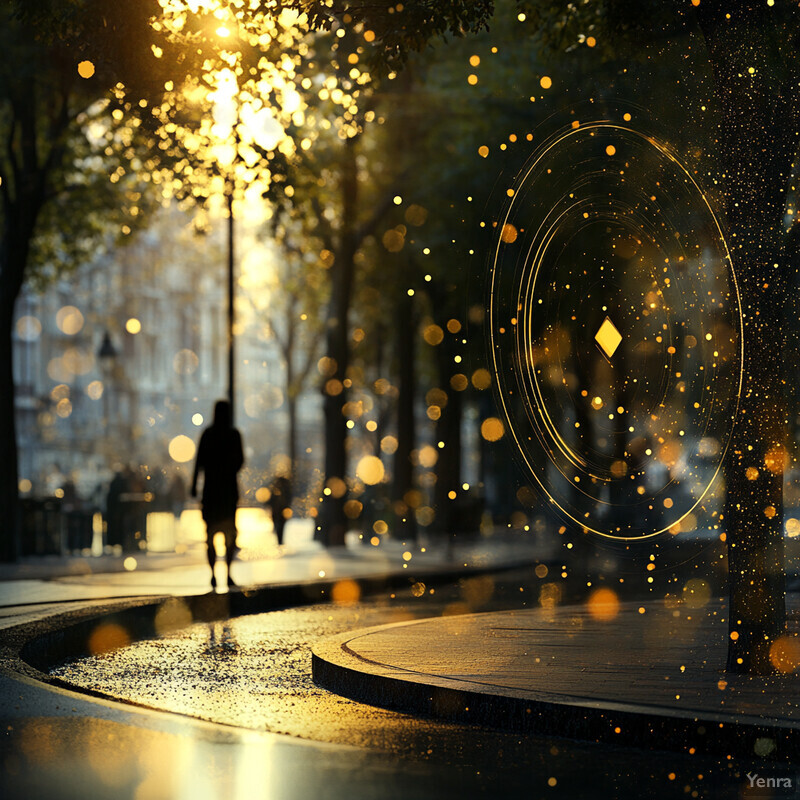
left=312, top=599, right=800, bottom=762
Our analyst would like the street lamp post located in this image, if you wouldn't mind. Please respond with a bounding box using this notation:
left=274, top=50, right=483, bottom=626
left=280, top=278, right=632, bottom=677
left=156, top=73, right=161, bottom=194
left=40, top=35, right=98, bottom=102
left=226, top=178, right=235, bottom=420
left=97, top=330, right=118, bottom=462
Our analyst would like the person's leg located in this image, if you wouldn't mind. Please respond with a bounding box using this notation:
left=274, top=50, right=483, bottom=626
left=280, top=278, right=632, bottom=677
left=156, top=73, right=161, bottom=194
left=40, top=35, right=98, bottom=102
left=206, top=527, right=217, bottom=589
left=275, top=515, right=284, bottom=546
left=225, top=526, right=237, bottom=587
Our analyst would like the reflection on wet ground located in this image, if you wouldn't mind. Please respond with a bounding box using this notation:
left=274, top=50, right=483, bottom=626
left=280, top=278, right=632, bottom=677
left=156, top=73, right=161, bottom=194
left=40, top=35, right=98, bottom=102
left=48, top=574, right=790, bottom=798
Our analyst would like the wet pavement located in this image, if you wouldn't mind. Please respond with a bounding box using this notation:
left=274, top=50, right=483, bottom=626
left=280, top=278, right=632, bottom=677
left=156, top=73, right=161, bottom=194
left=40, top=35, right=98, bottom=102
left=0, top=528, right=551, bottom=608
left=41, top=572, right=795, bottom=798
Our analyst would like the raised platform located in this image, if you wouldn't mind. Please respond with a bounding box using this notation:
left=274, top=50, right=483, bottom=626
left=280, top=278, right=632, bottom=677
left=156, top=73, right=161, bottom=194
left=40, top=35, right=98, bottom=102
left=312, top=599, right=800, bottom=762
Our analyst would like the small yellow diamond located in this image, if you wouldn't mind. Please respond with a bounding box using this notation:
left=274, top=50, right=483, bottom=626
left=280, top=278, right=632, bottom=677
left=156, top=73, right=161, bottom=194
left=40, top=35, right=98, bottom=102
left=595, top=316, right=622, bottom=359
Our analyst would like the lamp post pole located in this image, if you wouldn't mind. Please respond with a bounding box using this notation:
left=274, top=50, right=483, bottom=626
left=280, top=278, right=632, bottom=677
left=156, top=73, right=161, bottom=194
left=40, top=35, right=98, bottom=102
left=97, top=330, right=118, bottom=464
left=226, top=178, right=235, bottom=422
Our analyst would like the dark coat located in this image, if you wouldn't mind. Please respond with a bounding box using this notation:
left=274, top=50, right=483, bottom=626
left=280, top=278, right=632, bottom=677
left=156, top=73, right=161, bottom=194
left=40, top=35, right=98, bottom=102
left=192, top=425, right=244, bottom=527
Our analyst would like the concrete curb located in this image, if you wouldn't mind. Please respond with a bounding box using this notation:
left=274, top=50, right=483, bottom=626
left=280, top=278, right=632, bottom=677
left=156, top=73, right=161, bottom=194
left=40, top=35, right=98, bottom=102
left=311, top=616, right=800, bottom=763
left=0, top=559, right=535, bottom=687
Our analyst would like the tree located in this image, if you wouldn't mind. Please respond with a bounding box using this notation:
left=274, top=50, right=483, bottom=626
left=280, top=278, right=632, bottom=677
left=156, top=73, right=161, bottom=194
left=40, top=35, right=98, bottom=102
left=0, top=1, right=172, bottom=560
left=261, top=220, right=327, bottom=488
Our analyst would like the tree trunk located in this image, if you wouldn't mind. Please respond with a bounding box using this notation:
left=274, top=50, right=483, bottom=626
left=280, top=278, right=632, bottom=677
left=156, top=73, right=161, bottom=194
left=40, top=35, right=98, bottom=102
left=0, top=219, right=31, bottom=562
left=433, top=348, right=463, bottom=536
left=287, top=394, right=299, bottom=483
left=392, top=290, right=417, bottom=541
left=696, top=2, right=798, bottom=673
left=318, top=137, right=358, bottom=546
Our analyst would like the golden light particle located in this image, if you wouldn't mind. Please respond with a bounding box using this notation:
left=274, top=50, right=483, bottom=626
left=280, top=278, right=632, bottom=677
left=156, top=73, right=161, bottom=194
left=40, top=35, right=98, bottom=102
left=447, top=318, right=462, bottom=334
left=125, top=317, right=142, bottom=334
left=471, top=368, right=491, bottom=390
left=332, top=579, right=361, bottom=606
left=423, top=324, right=444, bottom=346
left=478, top=145, right=489, bottom=158
left=418, top=445, right=439, bottom=469
left=56, top=398, right=72, bottom=418
left=481, top=417, right=505, bottom=442
left=426, top=387, right=448, bottom=408
left=501, top=223, right=518, bottom=243
left=623, top=112, right=632, bottom=121
left=730, top=631, right=739, bottom=641
left=469, top=55, right=480, bottom=67
left=764, top=505, right=777, bottom=519
left=663, top=497, right=673, bottom=509
left=595, top=316, right=622, bottom=358
left=540, top=76, right=552, bottom=89
left=382, top=228, right=405, bottom=252
left=356, top=455, right=385, bottom=485
left=326, top=477, right=347, bottom=498
left=586, top=36, right=596, bottom=47
left=77, top=60, right=95, bottom=79
left=467, top=74, right=478, bottom=85
left=88, top=623, right=130, bottom=655
left=402, top=551, right=412, bottom=562
left=56, top=306, right=84, bottom=335
left=535, top=564, right=548, bottom=579
left=591, top=396, right=603, bottom=410
left=547, top=777, right=557, bottom=787
left=364, top=29, right=375, bottom=42
left=169, top=435, right=196, bottom=463
left=745, top=466, right=759, bottom=481
left=255, top=487, right=271, bottom=503
left=450, top=374, right=468, bottom=392
left=381, top=435, right=398, bottom=455
left=325, top=379, right=343, bottom=396
left=344, top=499, right=363, bottom=519
left=605, top=145, right=616, bottom=156
left=764, top=444, right=788, bottom=474
left=587, top=587, right=620, bottom=621
left=769, top=635, right=800, bottom=674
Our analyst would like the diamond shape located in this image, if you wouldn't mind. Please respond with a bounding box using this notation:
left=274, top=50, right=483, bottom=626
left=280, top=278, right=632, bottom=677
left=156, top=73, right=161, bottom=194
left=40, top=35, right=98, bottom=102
left=595, top=316, right=622, bottom=359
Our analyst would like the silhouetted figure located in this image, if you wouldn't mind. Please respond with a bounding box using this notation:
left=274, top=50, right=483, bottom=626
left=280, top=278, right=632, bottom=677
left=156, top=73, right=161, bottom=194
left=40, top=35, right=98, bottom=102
left=106, top=468, right=130, bottom=548
left=191, top=400, right=244, bottom=590
left=267, top=475, right=292, bottom=546
left=168, top=472, right=187, bottom=519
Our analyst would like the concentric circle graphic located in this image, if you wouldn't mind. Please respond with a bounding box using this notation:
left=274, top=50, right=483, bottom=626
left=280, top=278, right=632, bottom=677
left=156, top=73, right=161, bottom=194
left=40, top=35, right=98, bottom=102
left=489, top=122, right=742, bottom=540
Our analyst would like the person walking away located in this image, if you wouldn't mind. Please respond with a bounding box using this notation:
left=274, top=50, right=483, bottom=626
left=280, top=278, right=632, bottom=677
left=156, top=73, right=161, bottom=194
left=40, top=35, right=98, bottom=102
left=267, top=474, right=292, bottom=547
left=191, top=400, right=244, bottom=590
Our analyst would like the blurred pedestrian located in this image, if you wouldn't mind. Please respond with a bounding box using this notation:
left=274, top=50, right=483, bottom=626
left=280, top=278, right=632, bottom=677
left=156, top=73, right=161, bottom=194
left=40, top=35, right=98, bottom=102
left=191, top=400, right=244, bottom=590
left=106, top=467, right=129, bottom=549
left=267, top=474, right=292, bottom=547
left=168, top=471, right=187, bottom=520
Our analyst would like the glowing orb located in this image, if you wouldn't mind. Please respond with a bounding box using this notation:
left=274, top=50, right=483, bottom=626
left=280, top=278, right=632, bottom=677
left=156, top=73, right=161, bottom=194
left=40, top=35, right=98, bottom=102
left=488, top=121, right=742, bottom=539
left=169, top=435, right=196, bottom=463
